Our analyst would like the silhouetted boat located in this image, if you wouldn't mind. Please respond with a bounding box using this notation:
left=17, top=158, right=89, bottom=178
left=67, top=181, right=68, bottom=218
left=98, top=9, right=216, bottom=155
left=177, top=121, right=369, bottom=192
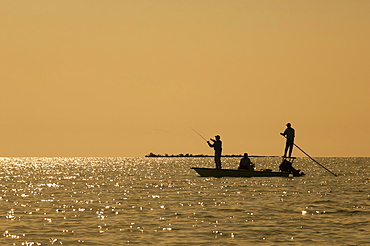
left=191, top=167, right=302, bottom=177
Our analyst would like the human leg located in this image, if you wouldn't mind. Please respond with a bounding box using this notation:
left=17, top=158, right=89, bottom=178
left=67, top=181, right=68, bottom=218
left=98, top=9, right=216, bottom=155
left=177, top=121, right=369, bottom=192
left=288, top=141, right=294, bottom=157
left=284, top=141, right=290, bottom=157
left=215, top=152, right=222, bottom=169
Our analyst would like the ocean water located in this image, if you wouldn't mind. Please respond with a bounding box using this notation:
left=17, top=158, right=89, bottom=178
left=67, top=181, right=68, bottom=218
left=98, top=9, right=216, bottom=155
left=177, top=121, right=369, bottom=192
left=0, top=157, right=369, bottom=245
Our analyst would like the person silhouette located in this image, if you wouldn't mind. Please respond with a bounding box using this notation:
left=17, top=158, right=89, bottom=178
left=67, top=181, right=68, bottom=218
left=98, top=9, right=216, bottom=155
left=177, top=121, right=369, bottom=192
left=207, top=135, right=222, bottom=169
left=238, top=153, right=255, bottom=171
left=280, top=123, right=295, bottom=157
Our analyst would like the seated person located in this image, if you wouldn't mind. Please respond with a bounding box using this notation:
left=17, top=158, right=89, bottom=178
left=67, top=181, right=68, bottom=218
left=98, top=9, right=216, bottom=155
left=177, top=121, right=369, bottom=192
left=238, top=153, right=255, bottom=171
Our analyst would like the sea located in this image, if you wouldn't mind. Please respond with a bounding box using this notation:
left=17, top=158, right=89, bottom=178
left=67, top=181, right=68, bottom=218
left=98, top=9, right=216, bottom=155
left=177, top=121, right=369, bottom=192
left=0, top=157, right=369, bottom=245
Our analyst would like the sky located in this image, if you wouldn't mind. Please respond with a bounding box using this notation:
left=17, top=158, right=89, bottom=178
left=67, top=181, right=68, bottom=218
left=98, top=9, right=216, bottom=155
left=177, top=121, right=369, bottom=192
left=1, top=0, right=369, bottom=157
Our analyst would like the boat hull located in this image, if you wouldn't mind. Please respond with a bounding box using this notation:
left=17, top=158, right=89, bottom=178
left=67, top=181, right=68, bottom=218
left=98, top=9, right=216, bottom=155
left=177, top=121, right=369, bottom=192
left=191, top=167, right=293, bottom=177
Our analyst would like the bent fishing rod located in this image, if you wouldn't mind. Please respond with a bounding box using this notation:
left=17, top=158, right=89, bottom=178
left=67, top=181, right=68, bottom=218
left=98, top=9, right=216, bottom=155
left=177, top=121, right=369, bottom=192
left=190, top=127, right=208, bottom=142
left=281, top=135, right=338, bottom=177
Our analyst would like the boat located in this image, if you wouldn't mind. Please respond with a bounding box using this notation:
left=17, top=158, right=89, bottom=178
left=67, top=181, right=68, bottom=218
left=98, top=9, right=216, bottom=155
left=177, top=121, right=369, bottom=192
left=191, top=167, right=302, bottom=178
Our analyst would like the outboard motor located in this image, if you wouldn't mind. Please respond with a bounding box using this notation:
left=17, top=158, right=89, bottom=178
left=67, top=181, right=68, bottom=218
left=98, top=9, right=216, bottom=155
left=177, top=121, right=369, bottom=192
left=279, top=157, right=305, bottom=177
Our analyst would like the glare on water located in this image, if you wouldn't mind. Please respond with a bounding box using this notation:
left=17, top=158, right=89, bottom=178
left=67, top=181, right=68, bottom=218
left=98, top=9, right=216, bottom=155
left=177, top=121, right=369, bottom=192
left=0, top=157, right=369, bottom=245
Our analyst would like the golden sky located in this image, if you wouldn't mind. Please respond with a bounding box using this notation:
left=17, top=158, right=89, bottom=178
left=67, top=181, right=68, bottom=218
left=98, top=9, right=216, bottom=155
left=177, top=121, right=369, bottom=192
left=1, top=0, right=369, bottom=157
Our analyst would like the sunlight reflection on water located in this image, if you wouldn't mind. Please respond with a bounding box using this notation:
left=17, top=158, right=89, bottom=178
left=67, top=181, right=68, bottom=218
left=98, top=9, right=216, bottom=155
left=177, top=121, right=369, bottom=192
left=0, top=157, right=369, bottom=245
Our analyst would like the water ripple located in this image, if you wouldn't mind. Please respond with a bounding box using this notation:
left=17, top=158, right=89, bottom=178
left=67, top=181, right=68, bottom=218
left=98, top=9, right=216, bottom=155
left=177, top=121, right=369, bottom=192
left=0, top=157, right=368, bottom=245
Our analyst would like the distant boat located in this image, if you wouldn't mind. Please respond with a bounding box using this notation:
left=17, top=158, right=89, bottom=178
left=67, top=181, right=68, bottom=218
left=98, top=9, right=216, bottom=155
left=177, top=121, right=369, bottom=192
left=191, top=167, right=304, bottom=178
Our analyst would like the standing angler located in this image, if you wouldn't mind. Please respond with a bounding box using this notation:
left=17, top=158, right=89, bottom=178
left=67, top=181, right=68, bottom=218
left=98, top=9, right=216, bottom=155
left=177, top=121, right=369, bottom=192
left=280, top=123, right=295, bottom=157
left=207, top=135, right=222, bottom=169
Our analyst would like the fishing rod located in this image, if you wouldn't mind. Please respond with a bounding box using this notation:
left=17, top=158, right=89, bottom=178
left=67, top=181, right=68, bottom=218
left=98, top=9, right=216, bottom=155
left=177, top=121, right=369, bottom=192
left=190, top=127, right=208, bottom=142
left=281, top=135, right=338, bottom=177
